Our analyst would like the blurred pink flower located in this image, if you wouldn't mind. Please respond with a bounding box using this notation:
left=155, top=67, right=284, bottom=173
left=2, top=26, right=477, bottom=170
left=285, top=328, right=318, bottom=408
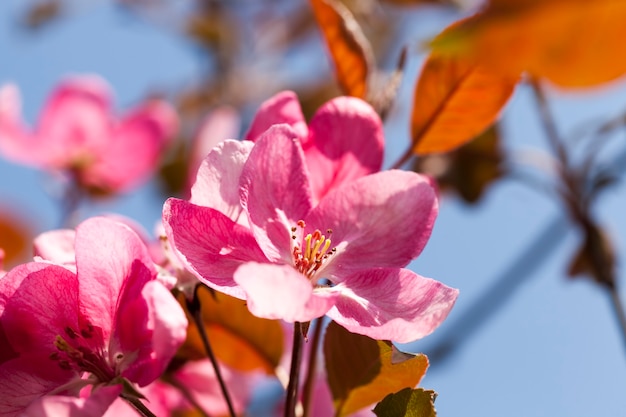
left=164, top=93, right=458, bottom=343
left=187, top=106, right=241, bottom=195
left=0, top=217, right=187, bottom=416
left=0, top=75, right=178, bottom=193
left=99, top=359, right=259, bottom=416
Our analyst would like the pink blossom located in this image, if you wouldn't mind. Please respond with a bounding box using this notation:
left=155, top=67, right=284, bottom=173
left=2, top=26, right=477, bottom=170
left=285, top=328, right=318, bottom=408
left=0, top=217, right=188, bottom=416
left=0, top=76, right=178, bottom=193
left=244, top=91, right=384, bottom=203
left=164, top=122, right=458, bottom=342
left=187, top=106, right=241, bottom=195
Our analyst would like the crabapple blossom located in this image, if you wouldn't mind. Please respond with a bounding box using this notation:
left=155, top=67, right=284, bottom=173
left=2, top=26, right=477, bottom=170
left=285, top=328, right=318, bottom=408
left=164, top=120, right=458, bottom=343
left=0, top=217, right=187, bottom=416
left=0, top=75, right=177, bottom=194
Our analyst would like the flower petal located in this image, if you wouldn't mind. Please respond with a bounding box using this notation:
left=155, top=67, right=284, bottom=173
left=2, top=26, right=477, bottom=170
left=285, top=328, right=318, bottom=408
left=74, top=217, right=156, bottom=343
left=175, top=359, right=257, bottom=416
left=306, top=170, right=438, bottom=279
left=326, top=268, right=458, bottom=343
left=240, top=125, right=313, bottom=262
left=117, top=281, right=187, bottom=386
left=305, top=96, right=384, bottom=201
left=234, top=263, right=338, bottom=322
left=22, top=385, right=120, bottom=417
left=33, top=229, right=76, bottom=267
left=0, top=354, right=80, bottom=417
left=0, top=84, right=42, bottom=165
left=190, top=139, right=254, bottom=225
left=36, top=76, right=113, bottom=168
left=0, top=262, right=80, bottom=357
left=88, top=99, right=177, bottom=192
left=244, top=91, right=308, bottom=142
left=163, top=198, right=268, bottom=299
left=188, top=106, right=241, bottom=193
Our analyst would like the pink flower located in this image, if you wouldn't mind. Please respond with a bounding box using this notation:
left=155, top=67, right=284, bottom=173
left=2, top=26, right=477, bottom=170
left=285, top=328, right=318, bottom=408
left=0, top=217, right=188, bottom=416
left=244, top=91, right=384, bottom=203
left=0, top=76, right=178, bottom=193
left=187, top=106, right=241, bottom=195
left=164, top=95, right=458, bottom=343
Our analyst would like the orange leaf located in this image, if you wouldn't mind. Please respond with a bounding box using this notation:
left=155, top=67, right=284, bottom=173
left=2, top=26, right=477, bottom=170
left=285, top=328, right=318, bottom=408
left=0, top=208, right=32, bottom=268
left=431, top=0, right=626, bottom=87
left=324, top=322, right=429, bottom=417
left=411, top=53, right=516, bottom=154
left=309, top=0, right=374, bottom=98
left=177, top=287, right=284, bottom=374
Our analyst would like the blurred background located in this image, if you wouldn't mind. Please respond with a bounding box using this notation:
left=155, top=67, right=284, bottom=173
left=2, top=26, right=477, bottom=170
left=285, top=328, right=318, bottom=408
left=1, top=1, right=626, bottom=416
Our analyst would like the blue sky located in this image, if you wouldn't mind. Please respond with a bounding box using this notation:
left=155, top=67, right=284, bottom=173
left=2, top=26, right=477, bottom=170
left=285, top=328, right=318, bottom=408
left=1, top=1, right=626, bottom=416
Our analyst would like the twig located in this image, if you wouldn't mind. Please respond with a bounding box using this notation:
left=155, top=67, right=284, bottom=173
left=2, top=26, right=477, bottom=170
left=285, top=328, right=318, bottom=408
left=284, top=322, right=305, bottom=417
left=187, top=286, right=237, bottom=417
left=609, top=287, right=626, bottom=354
left=302, top=319, right=324, bottom=417
left=120, top=394, right=157, bottom=417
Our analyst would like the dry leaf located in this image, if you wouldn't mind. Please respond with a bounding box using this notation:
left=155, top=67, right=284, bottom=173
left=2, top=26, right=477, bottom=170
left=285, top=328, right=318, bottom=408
left=411, top=52, right=516, bottom=154
left=431, top=0, right=626, bottom=87
left=310, top=0, right=374, bottom=98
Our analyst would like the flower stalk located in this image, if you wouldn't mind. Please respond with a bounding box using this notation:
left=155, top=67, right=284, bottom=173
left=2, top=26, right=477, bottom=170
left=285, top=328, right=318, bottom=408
left=285, top=321, right=305, bottom=417
left=187, top=285, right=237, bottom=417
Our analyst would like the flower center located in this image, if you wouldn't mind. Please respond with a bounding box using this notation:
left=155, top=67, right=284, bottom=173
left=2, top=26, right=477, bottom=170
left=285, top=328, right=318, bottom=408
left=48, top=323, right=119, bottom=383
left=291, top=220, right=336, bottom=280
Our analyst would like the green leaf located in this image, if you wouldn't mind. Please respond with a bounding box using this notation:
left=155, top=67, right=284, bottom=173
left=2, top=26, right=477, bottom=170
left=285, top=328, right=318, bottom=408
left=324, top=322, right=430, bottom=416
left=373, top=388, right=437, bottom=417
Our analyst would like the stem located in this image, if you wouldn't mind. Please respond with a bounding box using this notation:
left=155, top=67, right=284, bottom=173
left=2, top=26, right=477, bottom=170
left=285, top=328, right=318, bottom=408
left=608, top=286, right=626, bottom=354
left=187, top=287, right=237, bottom=417
left=302, top=319, right=324, bottom=417
left=120, top=394, right=157, bottom=417
left=528, top=77, right=569, bottom=166
left=284, top=322, right=305, bottom=417
left=59, top=184, right=84, bottom=228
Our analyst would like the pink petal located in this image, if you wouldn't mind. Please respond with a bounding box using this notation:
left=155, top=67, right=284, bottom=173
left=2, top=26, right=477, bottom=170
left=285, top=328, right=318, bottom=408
left=190, top=139, right=254, bottom=224
left=0, top=262, right=80, bottom=357
left=305, top=96, right=384, bottom=201
left=36, top=76, right=113, bottom=168
left=240, top=125, right=313, bottom=262
left=74, top=217, right=156, bottom=343
left=87, top=99, right=177, bottom=191
left=174, top=359, right=258, bottom=416
left=104, top=381, right=184, bottom=417
left=0, top=84, right=41, bottom=165
left=33, top=229, right=76, bottom=267
left=0, top=354, right=78, bottom=417
left=22, top=385, right=120, bottom=417
left=306, top=170, right=438, bottom=279
left=117, top=280, right=187, bottom=386
left=234, top=263, right=338, bottom=322
left=188, top=106, right=242, bottom=193
left=326, top=268, right=459, bottom=343
left=163, top=198, right=268, bottom=299
left=244, top=91, right=308, bottom=142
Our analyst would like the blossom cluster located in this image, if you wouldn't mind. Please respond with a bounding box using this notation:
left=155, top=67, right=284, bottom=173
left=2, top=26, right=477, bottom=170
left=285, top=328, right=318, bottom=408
left=0, top=77, right=458, bottom=416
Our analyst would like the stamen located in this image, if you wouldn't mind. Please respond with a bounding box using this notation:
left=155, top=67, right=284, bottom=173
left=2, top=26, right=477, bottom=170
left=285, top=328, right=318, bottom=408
left=291, top=220, right=337, bottom=280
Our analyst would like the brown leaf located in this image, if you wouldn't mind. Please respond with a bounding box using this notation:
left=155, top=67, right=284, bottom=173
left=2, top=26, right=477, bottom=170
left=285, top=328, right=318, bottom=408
left=431, top=0, right=626, bottom=87
left=324, top=322, right=429, bottom=416
left=411, top=52, right=517, bottom=154
left=309, top=0, right=374, bottom=98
